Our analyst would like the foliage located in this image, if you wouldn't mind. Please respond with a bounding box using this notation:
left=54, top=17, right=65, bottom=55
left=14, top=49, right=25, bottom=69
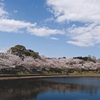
left=73, top=55, right=96, bottom=62
left=0, top=45, right=99, bottom=75
left=7, top=45, right=40, bottom=59
left=0, top=68, right=16, bottom=74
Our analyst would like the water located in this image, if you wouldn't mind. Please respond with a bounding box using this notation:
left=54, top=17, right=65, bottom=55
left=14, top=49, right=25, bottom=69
left=0, top=77, right=100, bottom=100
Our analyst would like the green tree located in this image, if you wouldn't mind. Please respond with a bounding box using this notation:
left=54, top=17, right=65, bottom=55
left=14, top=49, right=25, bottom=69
left=7, top=45, right=40, bottom=59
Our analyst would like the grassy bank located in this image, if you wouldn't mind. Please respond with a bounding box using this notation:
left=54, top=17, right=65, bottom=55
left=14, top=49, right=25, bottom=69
left=0, top=68, right=100, bottom=80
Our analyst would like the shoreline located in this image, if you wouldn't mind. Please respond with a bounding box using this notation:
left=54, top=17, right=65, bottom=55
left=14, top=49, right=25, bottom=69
left=0, top=74, right=100, bottom=80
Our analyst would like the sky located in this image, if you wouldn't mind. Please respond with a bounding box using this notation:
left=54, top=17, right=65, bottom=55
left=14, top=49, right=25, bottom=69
left=0, top=0, right=100, bottom=58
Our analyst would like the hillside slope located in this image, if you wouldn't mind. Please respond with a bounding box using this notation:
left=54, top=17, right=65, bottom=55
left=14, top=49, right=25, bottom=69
left=0, top=45, right=100, bottom=75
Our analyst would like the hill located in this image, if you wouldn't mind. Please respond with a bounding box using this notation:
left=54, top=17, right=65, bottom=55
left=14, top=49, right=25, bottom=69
left=0, top=45, right=100, bottom=75
left=7, top=45, right=40, bottom=60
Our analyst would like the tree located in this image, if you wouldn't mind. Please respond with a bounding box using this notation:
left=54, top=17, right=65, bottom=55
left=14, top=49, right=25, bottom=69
left=7, top=45, right=40, bottom=59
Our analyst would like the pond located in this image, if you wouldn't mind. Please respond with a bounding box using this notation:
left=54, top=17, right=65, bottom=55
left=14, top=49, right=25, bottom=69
left=0, top=77, right=100, bottom=100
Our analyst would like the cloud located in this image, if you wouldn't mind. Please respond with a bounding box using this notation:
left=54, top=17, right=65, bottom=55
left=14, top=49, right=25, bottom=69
left=1, top=0, right=100, bottom=47
left=0, top=2, right=64, bottom=37
left=50, top=37, right=59, bottom=40
left=67, top=23, right=100, bottom=47
left=0, top=3, right=8, bottom=18
left=0, top=19, right=36, bottom=33
left=0, top=18, right=64, bottom=36
left=13, top=10, right=18, bottom=13
left=44, top=17, right=54, bottom=22
left=27, top=27, right=63, bottom=36
left=46, top=0, right=100, bottom=23
left=47, top=0, right=100, bottom=47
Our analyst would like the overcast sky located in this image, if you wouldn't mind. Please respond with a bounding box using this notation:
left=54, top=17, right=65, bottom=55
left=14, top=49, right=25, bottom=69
left=0, top=0, right=100, bottom=58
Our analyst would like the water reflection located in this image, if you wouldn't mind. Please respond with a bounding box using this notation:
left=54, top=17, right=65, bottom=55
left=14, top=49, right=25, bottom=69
left=0, top=78, right=99, bottom=100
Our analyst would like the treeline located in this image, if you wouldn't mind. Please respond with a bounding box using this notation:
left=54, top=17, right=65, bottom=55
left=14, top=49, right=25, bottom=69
left=73, top=55, right=96, bottom=62
left=0, top=66, right=100, bottom=75
left=0, top=45, right=100, bottom=75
